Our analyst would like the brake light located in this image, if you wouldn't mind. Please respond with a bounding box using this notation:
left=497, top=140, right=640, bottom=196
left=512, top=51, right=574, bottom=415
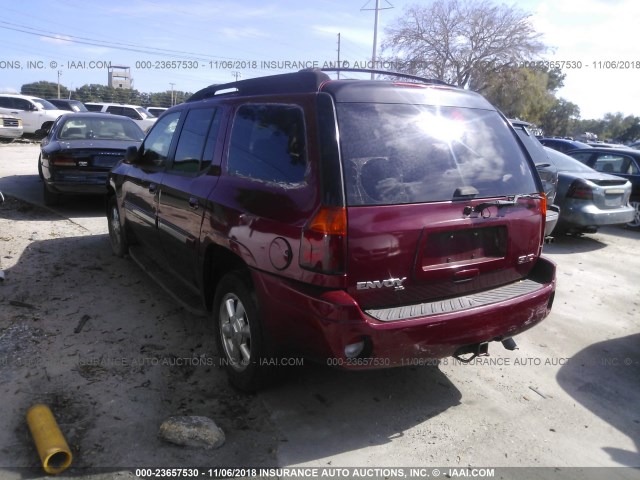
left=567, top=180, right=593, bottom=200
left=299, top=206, right=346, bottom=274
left=51, top=156, right=76, bottom=167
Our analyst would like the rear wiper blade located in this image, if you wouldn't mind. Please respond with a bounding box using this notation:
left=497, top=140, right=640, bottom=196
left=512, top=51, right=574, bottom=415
left=471, top=194, right=544, bottom=215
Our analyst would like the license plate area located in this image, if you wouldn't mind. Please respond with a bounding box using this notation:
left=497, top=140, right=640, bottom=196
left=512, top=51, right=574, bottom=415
left=421, top=226, right=508, bottom=271
left=92, top=155, right=122, bottom=168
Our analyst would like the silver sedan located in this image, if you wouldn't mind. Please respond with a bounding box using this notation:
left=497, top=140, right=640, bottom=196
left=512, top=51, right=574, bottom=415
left=544, top=147, right=635, bottom=234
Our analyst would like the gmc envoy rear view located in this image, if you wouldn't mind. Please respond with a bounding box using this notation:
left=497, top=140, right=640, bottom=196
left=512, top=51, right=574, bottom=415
left=107, top=69, right=556, bottom=391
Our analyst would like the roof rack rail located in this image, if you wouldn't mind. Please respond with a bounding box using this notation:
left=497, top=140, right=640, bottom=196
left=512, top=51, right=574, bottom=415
left=317, top=67, right=451, bottom=86
left=187, top=70, right=332, bottom=102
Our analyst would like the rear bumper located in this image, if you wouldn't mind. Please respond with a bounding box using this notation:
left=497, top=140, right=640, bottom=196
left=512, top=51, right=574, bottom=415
left=46, top=173, right=109, bottom=195
left=560, top=201, right=635, bottom=227
left=545, top=205, right=560, bottom=236
left=254, top=256, right=556, bottom=368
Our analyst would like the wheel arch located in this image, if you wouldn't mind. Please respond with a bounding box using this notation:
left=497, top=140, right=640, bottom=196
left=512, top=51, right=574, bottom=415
left=202, top=243, right=249, bottom=312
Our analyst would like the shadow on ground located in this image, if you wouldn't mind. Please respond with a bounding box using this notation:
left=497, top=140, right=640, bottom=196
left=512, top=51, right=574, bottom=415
left=556, top=334, right=640, bottom=467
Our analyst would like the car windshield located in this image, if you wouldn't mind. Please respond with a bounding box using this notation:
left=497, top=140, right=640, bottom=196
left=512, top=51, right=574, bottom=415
left=32, top=98, right=60, bottom=110
left=545, top=148, right=596, bottom=172
left=58, top=117, right=145, bottom=141
left=337, top=104, right=538, bottom=205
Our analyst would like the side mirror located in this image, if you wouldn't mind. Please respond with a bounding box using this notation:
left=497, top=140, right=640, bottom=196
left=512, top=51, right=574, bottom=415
left=124, top=145, right=139, bottom=164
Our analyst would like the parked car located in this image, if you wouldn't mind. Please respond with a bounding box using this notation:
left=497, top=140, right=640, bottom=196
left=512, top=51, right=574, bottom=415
left=0, top=94, right=67, bottom=136
left=84, top=103, right=156, bottom=131
left=509, top=120, right=560, bottom=237
left=542, top=148, right=634, bottom=234
left=46, top=98, right=88, bottom=112
left=146, top=107, right=168, bottom=117
left=40, top=113, right=144, bottom=206
left=0, top=114, right=23, bottom=142
left=586, top=141, right=629, bottom=149
left=539, top=138, right=592, bottom=153
left=567, top=147, right=640, bottom=228
left=108, top=69, right=556, bottom=391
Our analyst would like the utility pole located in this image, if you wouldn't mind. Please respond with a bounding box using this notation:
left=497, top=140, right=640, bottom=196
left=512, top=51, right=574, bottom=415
left=231, top=71, right=241, bottom=82
left=337, top=33, right=341, bottom=79
left=57, top=70, right=62, bottom=98
left=169, top=82, right=175, bottom=106
left=361, top=0, right=394, bottom=79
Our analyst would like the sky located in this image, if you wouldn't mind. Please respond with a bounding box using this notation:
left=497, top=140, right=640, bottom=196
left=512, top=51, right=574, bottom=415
left=1, top=0, right=638, bottom=120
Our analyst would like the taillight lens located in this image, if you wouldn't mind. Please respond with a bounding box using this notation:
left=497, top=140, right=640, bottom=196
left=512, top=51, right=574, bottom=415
left=539, top=192, right=547, bottom=215
left=567, top=180, right=593, bottom=200
left=299, top=206, right=346, bottom=274
left=51, top=155, right=76, bottom=167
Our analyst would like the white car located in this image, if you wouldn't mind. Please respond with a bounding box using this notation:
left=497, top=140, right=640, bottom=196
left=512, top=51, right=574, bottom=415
left=84, top=103, right=157, bottom=131
left=146, top=106, right=168, bottom=117
left=0, top=94, right=67, bottom=135
left=0, top=114, right=23, bottom=142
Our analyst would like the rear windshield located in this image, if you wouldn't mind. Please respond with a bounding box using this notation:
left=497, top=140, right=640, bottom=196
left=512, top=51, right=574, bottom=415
left=337, top=104, right=538, bottom=205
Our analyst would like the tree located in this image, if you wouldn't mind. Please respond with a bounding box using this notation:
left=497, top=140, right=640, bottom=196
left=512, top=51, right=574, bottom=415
left=540, top=98, right=580, bottom=137
left=477, top=66, right=554, bottom=124
left=21, top=81, right=69, bottom=99
left=383, top=0, right=546, bottom=88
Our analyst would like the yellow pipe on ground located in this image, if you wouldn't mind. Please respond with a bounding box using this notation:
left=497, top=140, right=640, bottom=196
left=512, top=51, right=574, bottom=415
left=26, top=404, right=73, bottom=474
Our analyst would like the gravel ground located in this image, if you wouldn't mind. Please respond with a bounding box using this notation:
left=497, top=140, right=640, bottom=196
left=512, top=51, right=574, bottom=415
left=0, top=143, right=639, bottom=479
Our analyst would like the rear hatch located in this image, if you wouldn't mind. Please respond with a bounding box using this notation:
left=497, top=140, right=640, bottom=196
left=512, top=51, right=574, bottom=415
left=332, top=88, right=544, bottom=311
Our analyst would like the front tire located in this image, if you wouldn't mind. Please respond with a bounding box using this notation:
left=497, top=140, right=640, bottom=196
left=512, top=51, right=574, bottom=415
left=627, top=201, right=640, bottom=229
left=212, top=271, right=271, bottom=392
left=107, top=195, right=128, bottom=256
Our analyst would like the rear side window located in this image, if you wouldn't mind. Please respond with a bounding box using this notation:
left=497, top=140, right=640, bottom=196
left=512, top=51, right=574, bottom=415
left=171, top=108, right=221, bottom=173
left=337, top=104, right=538, bottom=205
left=592, top=154, right=639, bottom=175
left=227, top=104, right=307, bottom=184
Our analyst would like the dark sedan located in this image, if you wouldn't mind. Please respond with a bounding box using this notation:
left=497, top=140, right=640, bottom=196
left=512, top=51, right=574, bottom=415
left=545, top=147, right=635, bottom=234
left=46, top=98, right=89, bottom=112
left=539, top=138, right=591, bottom=154
left=566, top=147, right=640, bottom=228
left=40, top=113, right=144, bottom=205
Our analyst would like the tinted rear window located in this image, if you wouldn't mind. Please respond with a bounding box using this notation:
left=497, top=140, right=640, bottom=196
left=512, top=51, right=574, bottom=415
left=227, top=104, right=307, bottom=184
left=337, top=104, right=538, bottom=205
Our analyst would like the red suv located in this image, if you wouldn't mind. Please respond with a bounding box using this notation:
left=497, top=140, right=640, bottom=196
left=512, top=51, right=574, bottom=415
left=107, top=69, right=556, bottom=391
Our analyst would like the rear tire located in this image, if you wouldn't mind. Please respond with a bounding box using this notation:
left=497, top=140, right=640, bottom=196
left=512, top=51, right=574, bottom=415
left=627, top=201, right=640, bottom=229
left=212, top=271, right=272, bottom=392
left=42, top=182, right=59, bottom=206
left=107, top=195, right=128, bottom=256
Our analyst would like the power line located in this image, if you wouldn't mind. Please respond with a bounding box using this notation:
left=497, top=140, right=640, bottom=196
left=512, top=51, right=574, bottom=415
left=0, top=21, right=244, bottom=62
left=360, top=0, right=394, bottom=79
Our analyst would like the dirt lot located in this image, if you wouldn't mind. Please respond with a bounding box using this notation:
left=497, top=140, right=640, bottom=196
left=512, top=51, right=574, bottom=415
left=0, top=196, right=279, bottom=476
left=0, top=144, right=639, bottom=478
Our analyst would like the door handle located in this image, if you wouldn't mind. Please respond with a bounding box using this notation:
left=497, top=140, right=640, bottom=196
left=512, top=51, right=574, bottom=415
left=188, top=197, right=199, bottom=210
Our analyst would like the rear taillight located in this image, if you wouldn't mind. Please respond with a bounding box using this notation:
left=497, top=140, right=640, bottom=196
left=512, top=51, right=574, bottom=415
left=51, top=156, right=75, bottom=167
left=567, top=180, right=593, bottom=200
left=299, top=206, right=346, bottom=274
left=539, top=192, right=547, bottom=215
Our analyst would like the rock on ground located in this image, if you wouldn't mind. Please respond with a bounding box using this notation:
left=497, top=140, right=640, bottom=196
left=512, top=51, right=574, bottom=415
left=158, top=416, right=225, bottom=450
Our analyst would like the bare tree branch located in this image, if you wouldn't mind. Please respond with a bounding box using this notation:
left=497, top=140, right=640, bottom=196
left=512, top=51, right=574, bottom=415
left=382, top=0, right=547, bottom=87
